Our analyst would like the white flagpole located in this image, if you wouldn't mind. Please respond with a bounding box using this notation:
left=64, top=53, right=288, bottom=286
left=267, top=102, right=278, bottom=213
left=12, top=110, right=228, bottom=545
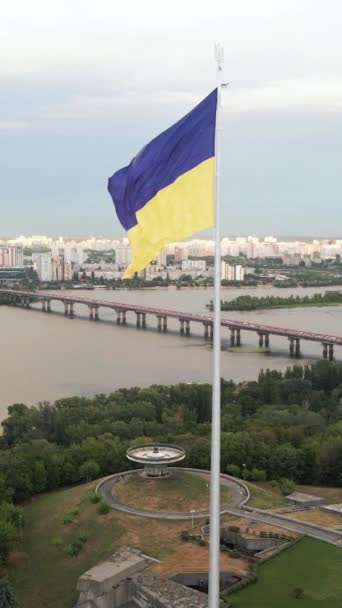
left=208, top=43, right=224, bottom=608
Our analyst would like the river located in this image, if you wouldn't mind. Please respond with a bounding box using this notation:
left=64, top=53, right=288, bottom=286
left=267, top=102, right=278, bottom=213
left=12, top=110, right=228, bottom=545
left=1, top=284, right=342, bottom=420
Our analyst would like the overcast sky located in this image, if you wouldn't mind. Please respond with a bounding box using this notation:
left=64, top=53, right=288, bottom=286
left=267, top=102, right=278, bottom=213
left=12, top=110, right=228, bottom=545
left=1, top=0, right=341, bottom=237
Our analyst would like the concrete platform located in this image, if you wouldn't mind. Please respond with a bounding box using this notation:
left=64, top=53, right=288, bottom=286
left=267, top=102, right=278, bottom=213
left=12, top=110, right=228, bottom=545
left=321, top=503, right=342, bottom=515
left=286, top=492, right=325, bottom=507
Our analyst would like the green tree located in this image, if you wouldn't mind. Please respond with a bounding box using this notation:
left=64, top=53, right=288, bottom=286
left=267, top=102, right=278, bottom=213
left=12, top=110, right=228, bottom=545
left=0, top=502, right=23, bottom=529
left=239, top=394, right=258, bottom=417
left=79, top=459, right=100, bottom=482
left=0, top=576, right=17, bottom=607
left=5, top=465, right=32, bottom=502
left=62, top=459, right=80, bottom=484
left=32, top=461, right=48, bottom=493
left=270, top=444, right=299, bottom=480
left=251, top=468, right=267, bottom=481
left=226, top=464, right=241, bottom=477
left=278, top=478, right=295, bottom=495
left=292, top=587, right=304, bottom=599
left=317, top=438, right=342, bottom=485
left=0, top=519, right=16, bottom=564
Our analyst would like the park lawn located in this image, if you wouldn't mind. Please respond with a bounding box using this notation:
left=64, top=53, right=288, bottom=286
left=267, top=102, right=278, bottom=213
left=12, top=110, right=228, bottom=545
left=7, top=481, right=189, bottom=608
left=246, top=482, right=342, bottom=511
left=7, top=481, right=125, bottom=608
left=246, top=481, right=285, bottom=509
left=288, top=509, right=342, bottom=528
left=112, top=471, right=231, bottom=512
left=231, top=538, right=342, bottom=608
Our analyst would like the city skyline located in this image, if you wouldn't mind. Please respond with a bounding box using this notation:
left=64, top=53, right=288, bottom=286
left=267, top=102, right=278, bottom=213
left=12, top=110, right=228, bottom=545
left=3, top=231, right=342, bottom=241
left=2, top=0, right=342, bottom=235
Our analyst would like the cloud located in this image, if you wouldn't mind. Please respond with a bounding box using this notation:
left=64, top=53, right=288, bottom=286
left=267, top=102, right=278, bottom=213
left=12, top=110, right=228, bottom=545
left=225, top=76, right=342, bottom=114
left=0, top=120, right=28, bottom=130
left=37, top=75, right=342, bottom=126
left=45, top=89, right=200, bottom=121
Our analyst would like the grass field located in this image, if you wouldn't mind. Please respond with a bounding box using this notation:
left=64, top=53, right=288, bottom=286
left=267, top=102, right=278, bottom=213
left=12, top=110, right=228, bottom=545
left=7, top=479, right=239, bottom=608
left=9, top=477, right=342, bottom=607
left=245, top=482, right=342, bottom=511
left=288, top=509, right=342, bottom=528
left=7, top=482, right=186, bottom=608
left=231, top=538, right=342, bottom=608
left=112, top=471, right=231, bottom=511
left=246, top=481, right=285, bottom=509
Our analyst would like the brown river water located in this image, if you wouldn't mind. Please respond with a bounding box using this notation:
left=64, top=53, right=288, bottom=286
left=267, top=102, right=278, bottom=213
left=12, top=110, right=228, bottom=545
left=1, top=284, right=342, bottom=421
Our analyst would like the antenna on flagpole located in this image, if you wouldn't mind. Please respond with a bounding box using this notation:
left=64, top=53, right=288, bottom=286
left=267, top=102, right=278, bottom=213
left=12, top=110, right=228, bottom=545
left=214, top=42, right=224, bottom=70
left=208, top=42, right=224, bottom=608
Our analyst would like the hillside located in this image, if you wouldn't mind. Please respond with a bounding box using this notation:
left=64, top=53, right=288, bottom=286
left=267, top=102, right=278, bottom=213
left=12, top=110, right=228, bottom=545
left=8, top=480, right=244, bottom=608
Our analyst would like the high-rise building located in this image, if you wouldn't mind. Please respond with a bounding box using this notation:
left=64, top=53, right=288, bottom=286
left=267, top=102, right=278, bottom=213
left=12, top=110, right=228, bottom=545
left=235, top=265, right=245, bottom=281
left=174, top=246, right=188, bottom=263
left=64, top=246, right=85, bottom=266
left=51, top=251, right=65, bottom=281
left=115, top=239, right=131, bottom=266
left=0, top=246, right=23, bottom=268
left=35, top=254, right=53, bottom=281
left=221, top=262, right=244, bottom=281
left=156, top=248, right=167, bottom=267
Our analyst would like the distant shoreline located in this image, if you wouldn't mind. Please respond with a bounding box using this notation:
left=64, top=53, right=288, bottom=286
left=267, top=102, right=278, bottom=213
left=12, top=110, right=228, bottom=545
left=214, top=292, right=342, bottom=312
left=45, top=283, right=341, bottom=293
left=225, top=302, right=342, bottom=311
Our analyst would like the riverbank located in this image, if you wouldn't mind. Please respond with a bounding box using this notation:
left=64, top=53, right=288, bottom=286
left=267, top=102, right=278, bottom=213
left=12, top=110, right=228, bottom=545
left=226, top=346, right=271, bottom=354
left=210, top=291, right=342, bottom=312
left=226, top=302, right=342, bottom=311
left=2, top=285, right=342, bottom=418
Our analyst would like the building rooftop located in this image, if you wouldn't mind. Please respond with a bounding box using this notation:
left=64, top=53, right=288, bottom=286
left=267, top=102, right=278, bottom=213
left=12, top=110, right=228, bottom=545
left=76, top=546, right=210, bottom=608
left=286, top=492, right=324, bottom=503
left=127, top=444, right=185, bottom=464
left=76, top=547, right=152, bottom=594
left=136, top=574, right=208, bottom=608
left=80, top=547, right=146, bottom=584
left=322, top=503, right=342, bottom=514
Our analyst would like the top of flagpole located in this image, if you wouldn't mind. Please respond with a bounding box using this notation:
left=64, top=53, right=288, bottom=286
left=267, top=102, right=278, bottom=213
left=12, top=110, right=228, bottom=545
left=214, top=42, right=224, bottom=71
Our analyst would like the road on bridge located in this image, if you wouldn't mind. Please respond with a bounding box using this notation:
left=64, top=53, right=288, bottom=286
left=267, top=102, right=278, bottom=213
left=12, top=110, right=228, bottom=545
left=1, top=288, right=342, bottom=350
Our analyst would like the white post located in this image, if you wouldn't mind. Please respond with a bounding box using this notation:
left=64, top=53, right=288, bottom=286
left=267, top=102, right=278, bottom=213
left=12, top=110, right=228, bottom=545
left=208, top=43, right=224, bottom=608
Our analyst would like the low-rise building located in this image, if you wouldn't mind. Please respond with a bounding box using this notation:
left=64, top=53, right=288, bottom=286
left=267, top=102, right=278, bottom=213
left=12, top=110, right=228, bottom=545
left=181, top=260, right=206, bottom=272
left=285, top=492, right=325, bottom=508
left=75, top=547, right=207, bottom=608
left=0, top=268, right=26, bottom=286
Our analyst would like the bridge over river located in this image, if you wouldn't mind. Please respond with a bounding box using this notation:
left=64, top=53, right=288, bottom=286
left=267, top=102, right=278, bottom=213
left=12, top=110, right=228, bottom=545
left=1, top=288, right=341, bottom=359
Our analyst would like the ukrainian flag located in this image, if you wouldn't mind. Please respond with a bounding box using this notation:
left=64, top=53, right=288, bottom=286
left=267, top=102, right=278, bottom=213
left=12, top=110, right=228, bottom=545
left=108, top=89, right=217, bottom=278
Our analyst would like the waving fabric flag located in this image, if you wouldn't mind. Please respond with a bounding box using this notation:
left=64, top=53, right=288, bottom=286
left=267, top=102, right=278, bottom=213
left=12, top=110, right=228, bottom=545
left=108, top=89, right=217, bottom=278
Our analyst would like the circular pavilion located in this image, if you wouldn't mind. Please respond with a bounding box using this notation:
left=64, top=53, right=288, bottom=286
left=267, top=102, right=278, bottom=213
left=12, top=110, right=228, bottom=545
left=126, top=444, right=185, bottom=478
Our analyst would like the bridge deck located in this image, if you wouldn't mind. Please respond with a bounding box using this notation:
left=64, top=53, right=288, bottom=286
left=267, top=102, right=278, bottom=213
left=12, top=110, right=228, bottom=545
left=1, top=288, right=342, bottom=345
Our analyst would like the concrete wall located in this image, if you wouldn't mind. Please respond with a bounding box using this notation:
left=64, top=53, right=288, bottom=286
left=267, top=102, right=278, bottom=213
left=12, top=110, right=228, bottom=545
left=75, top=548, right=150, bottom=608
left=221, top=529, right=285, bottom=553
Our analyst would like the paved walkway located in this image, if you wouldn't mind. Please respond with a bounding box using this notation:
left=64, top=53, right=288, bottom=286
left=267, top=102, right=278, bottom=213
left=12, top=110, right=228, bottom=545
left=97, top=469, right=342, bottom=546
left=96, top=467, right=248, bottom=520
left=229, top=506, right=342, bottom=546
